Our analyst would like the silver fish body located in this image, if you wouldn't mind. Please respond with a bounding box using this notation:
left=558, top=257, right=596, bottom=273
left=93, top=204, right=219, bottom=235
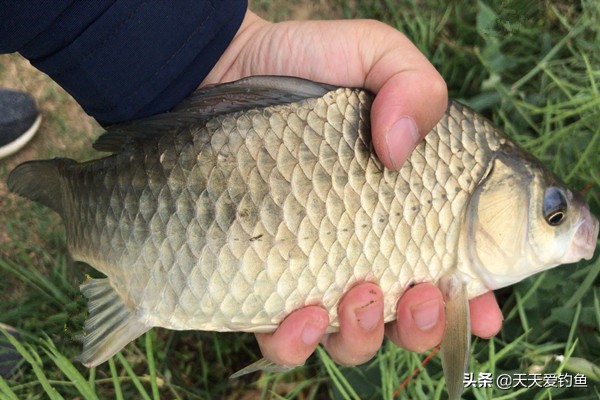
left=8, top=77, right=598, bottom=389
left=69, top=89, right=500, bottom=331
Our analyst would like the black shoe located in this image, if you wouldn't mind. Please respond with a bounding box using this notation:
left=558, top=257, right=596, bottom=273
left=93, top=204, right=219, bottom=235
left=0, top=323, right=22, bottom=378
left=0, top=89, right=41, bottom=159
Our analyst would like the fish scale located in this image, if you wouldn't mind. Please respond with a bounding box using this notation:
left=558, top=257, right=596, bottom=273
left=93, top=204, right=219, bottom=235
left=58, top=88, right=496, bottom=331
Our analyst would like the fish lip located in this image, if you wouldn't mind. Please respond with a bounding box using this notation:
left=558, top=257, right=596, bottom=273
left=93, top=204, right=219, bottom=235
left=569, top=206, right=599, bottom=261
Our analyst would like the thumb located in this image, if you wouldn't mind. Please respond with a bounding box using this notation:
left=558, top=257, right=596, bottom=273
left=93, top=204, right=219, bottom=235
left=363, top=29, right=448, bottom=170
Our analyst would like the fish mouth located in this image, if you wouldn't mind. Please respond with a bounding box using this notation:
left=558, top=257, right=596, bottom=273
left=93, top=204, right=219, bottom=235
left=567, top=206, right=599, bottom=261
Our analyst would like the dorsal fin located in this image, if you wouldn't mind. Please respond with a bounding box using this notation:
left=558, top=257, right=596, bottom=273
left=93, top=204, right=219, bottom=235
left=93, top=76, right=338, bottom=152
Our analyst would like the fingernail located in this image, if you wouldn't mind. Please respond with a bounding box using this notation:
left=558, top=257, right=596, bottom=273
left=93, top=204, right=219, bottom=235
left=302, top=320, right=324, bottom=345
left=410, top=298, right=441, bottom=331
left=355, top=300, right=382, bottom=332
left=386, top=116, right=419, bottom=170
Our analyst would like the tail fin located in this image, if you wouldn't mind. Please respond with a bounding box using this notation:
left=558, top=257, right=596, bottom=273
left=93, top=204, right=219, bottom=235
left=7, top=158, right=73, bottom=215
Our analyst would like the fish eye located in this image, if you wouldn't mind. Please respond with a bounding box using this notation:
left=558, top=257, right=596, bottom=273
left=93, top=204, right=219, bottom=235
left=543, top=187, right=568, bottom=226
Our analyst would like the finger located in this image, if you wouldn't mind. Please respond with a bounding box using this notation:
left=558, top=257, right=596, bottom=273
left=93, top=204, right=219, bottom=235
left=322, top=282, right=385, bottom=366
left=370, top=69, right=447, bottom=170
left=356, top=21, right=447, bottom=170
left=469, top=291, right=503, bottom=338
left=386, top=283, right=445, bottom=353
left=255, top=306, right=329, bottom=367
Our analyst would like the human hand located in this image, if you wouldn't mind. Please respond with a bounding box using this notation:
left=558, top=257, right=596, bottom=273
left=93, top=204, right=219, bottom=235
left=203, top=10, right=503, bottom=368
left=255, top=283, right=502, bottom=367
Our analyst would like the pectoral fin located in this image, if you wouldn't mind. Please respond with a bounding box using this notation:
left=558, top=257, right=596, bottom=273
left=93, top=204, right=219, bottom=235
left=230, top=357, right=296, bottom=379
left=75, top=278, right=150, bottom=367
left=440, top=276, right=471, bottom=400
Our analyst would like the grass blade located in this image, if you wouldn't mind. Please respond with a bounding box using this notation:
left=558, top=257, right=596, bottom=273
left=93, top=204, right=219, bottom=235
left=565, top=258, right=600, bottom=308
left=42, top=336, right=99, bottom=400
left=0, top=376, right=19, bottom=400
left=316, top=346, right=360, bottom=400
left=565, top=303, right=582, bottom=354
left=145, top=331, right=160, bottom=400
left=0, top=328, right=64, bottom=399
left=116, top=352, right=151, bottom=400
left=0, top=255, right=71, bottom=307
left=108, top=357, right=124, bottom=400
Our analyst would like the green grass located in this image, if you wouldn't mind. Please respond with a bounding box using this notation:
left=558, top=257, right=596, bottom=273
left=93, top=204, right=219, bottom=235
left=1, top=0, right=599, bottom=399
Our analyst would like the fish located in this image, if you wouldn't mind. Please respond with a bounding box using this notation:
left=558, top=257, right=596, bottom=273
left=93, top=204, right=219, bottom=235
left=7, top=76, right=598, bottom=399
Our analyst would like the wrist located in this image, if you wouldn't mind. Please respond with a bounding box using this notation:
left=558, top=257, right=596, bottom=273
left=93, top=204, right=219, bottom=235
left=201, top=9, right=270, bottom=86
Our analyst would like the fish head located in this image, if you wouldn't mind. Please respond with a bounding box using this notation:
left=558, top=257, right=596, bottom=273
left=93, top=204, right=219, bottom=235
left=460, top=151, right=598, bottom=291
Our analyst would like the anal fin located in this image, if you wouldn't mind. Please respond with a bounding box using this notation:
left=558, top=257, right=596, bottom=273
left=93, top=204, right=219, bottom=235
left=230, top=357, right=296, bottom=379
left=440, top=275, right=471, bottom=400
left=75, top=278, right=150, bottom=367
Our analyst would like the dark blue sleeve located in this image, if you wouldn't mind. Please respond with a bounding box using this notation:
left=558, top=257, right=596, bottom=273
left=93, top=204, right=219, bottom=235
left=0, top=0, right=247, bottom=125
